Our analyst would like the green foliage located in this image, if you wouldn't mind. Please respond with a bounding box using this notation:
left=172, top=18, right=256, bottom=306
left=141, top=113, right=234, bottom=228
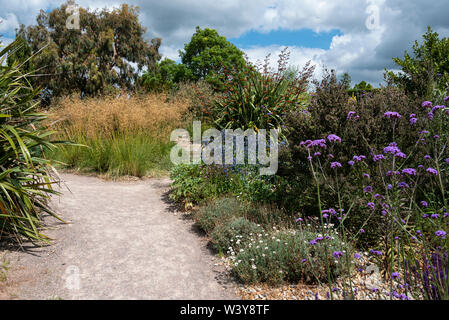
left=339, top=72, right=352, bottom=90
left=169, top=164, right=205, bottom=203
left=140, top=58, right=193, bottom=92
left=231, top=229, right=350, bottom=285
left=6, top=36, right=34, bottom=75
left=210, top=217, right=263, bottom=254
left=279, top=70, right=421, bottom=235
left=169, top=164, right=241, bottom=204
left=18, top=3, right=161, bottom=98
left=387, top=26, right=449, bottom=100
left=49, top=131, right=174, bottom=178
left=0, top=39, right=63, bottom=242
left=194, top=198, right=243, bottom=234
left=207, top=50, right=313, bottom=132
left=180, top=26, right=246, bottom=89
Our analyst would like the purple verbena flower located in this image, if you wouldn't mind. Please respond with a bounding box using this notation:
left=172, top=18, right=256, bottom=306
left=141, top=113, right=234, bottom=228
left=373, top=154, right=385, bottom=162
left=426, top=167, right=438, bottom=175
left=331, top=162, right=342, bottom=169
left=384, top=111, right=402, bottom=119
left=398, top=182, right=409, bottom=189
left=422, top=101, right=433, bottom=108
left=327, top=134, right=342, bottom=143
left=402, top=168, right=417, bottom=176
left=332, top=251, right=343, bottom=259
left=370, top=250, right=383, bottom=256
left=435, top=230, right=447, bottom=239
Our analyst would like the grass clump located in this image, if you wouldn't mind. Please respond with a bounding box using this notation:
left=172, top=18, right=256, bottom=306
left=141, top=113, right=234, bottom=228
left=48, top=93, right=189, bottom=178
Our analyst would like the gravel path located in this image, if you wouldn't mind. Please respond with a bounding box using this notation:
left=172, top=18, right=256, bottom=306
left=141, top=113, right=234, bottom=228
left=2, top=174, right=236, bottom=300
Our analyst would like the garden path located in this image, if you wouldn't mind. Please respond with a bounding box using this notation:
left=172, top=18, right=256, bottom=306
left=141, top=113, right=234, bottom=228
left=2, top=173, right=236, bottom=300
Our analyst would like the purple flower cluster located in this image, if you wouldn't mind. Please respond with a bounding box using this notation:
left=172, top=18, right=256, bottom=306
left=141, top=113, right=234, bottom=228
left=331, top=162, right=342, bottom=169
left=435, top=230, right=447, bottom=239
left=347, top=111, right=359, bottom=120
left=300, top=139, right=326, bottom=149
left=402, top=168, right=417, bottom=176
left=384, top=111, right=402, bottom=119
left=327, top=134, right=342, bottom=143
left=373, top=154, right=385, bottom=162
left=409, top=113, right=418, bottom=125
left=353, top=155, right=366, bottom=162
left=383, top=142, right=406, bottom=158
left=370, top=249, right=383, bottom=256
left=422, top=101, right=432, bottom=108
left=332, top=251, right=343, bottom=259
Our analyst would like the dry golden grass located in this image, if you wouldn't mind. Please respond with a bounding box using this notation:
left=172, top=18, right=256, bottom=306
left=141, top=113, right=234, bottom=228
left=49, top=93, right=190, bottom=139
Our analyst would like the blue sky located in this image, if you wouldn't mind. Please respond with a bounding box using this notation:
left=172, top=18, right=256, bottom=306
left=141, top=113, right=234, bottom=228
left=230, top=29, right=342, bottom=50
left=2, top=0, right=449, bottom=86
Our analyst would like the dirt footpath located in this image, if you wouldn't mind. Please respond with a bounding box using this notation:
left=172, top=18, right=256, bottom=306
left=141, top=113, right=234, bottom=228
left=0, top=174, right=237, bottom=300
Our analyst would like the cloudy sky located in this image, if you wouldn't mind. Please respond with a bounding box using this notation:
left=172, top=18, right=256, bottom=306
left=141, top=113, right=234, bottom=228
left=1, top=0, right=448, bottom=85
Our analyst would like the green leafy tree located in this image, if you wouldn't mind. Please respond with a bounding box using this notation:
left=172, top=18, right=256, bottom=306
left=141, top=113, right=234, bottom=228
left=339, top=72, right=352, bottom=90
left=140, top=58, right=193, bottom=92
left=18, top=3, right=161, bottom=98
left=387, top=26, right=449, bottom=100
left=353, top=81, right=373, bottom=91
left=180, top=26, right=246, bottom=89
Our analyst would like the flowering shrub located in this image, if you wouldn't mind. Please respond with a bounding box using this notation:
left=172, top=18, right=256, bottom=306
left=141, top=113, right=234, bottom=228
left=230, top=228, right=351, bottom=285
left=296, top=94, right=449, bottom=299
left=210, top=217, right=263, bottom=255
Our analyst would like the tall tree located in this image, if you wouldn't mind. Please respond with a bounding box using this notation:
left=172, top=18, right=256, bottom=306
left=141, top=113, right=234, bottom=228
left=180, top=26, right=246, bottom=89
left=18, top=2, right=161, bottom=97
left=387, top=27, right=449, bottom=99
left=140, top=58, right=193, bottom=92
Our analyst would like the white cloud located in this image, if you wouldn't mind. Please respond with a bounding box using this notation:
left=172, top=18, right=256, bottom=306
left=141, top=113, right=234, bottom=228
left=0, top=13, right=19, bottom=33
left=0, top=0, right=448, bottom=85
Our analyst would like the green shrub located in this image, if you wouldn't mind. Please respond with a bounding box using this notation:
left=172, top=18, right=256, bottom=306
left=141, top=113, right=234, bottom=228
left=170, top=164, right=242, bottom=204
left=194, top=198, right=243, bottom=234
left=231, top=229, right=351, bottom=285
left=0, top=40, right=64, bottom=242
left=210, top=217, right=263, bottom=254
left=279, top=70, right=423, bottom=237
left=207, top=49, right=313, bottom=132
left=169, top=164, right=204, bottom=203
left=244, top=204, right=294, bottom=230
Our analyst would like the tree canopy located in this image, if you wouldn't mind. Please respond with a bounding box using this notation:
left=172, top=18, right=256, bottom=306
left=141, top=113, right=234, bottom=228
left=140, top=58, right=193, bottom=92
left=180, top=26, right=246, bottom=88
left=17, top=3, right=161, bottom=97
left=387, top=27, right=449, bottom=100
